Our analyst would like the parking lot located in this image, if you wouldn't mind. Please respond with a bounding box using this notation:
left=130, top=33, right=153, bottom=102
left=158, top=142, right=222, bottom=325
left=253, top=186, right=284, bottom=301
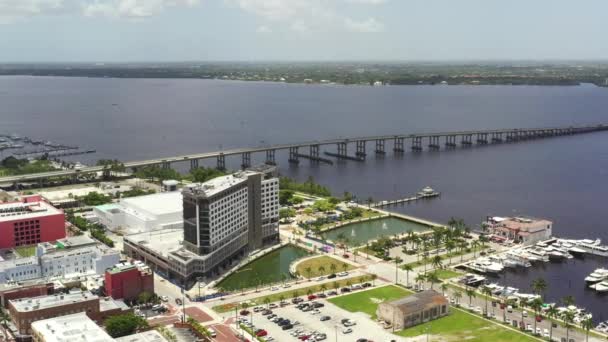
left=242, top=298, right=411, bottom=342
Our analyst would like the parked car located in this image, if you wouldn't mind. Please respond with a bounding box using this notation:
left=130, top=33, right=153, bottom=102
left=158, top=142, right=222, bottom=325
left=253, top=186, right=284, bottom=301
left=308, top=295, right=317, bottom=300
left=255, top=330, right=268, bottom=337
left=240, top=310, right=250, bottom=316
left=312, top=303, right=324, bottom=308
left=292, top=298, right=304, bottom=304
left=362, top=282, right=372, bottom=288
left=327, top=274, right=336, bottom=279
left=320, top=316, right=331, bottom=321
left=340, top=287, right=351, bottom=293
left=160, top=296, right=169, bottom=302
left=175, top=298, right=182, bottom=305
left=342, top=328, right=353, bottom=334
left=317, top=293, right=327, bottom=298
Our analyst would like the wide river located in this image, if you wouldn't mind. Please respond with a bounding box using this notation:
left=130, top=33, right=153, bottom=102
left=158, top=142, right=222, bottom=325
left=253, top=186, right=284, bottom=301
left=1, top=76, right=608, bottom=319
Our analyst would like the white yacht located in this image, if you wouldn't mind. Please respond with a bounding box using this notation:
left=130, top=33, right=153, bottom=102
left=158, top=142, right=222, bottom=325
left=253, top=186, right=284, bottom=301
left=528, top=248, right=550, bottom=262
left=585, top=268, right=608, bottom=283
left=590, top=280, right=608, bottom=292
left=505, top=251, right=533, bottom=267
left=578, top=239, right=608, bottom=257
left=545, top=246, right=572, bottom=260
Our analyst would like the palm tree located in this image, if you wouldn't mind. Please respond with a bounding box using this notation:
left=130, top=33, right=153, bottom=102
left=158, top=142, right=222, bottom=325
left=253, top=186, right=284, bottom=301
left=346, top=280, right=352, bottom=288
left=531, top=278, right=548, bottom=301
left=341, top=262, right=348, bottom=273
left=279, top=295, right=285, bottom=304
left=422, top=253, right=430, bottom=274
left=465, top=287, right=476, bottom=307
left=307, top=289, right=313, bottom=296
left=263, top=297, right=271, bottom=309
left=471, top=240, right=480, bottom=258
left=546, top=306, right=558, bottom=341
left=582, top=316, right=593, bottom=342
left=367, top=196, right=374, bottom=208
left=370, top=274, right=377, bottom=286
left=427, top=272, right=439, bottom=290
left=320, top=283, right=327, bottom=294
left=318, top=265, right=326, bottom=276
left=330, top=263, right=337, bottom=274
left=530, top=298, right=543, bottom=334
left=445, top=240, right=456, bottom=265
left=415, top=273, right=426, bottom=289
left=305, top=267, right=313, bottom=280
left=562, top=295, right=575, bottom=307
left=402, top=264, right=413, bottom=286
left=453, top=290, right=462, bottom=306
left=561, top=310, right=575, bottom=342
left=394, top=256, right=403, bottom=283
left=431, top=255, right=443, bottom=270
left=332, top=281, right=339, bottom=292
left=0, top=308, right=10, bottom=327
left=353, top=248, right=359, bottom=262
left=459, top=241, right=468, bottom=262
left=292, top=290, right=300, bottom=300
left=481, top=285, right=492, bottom=316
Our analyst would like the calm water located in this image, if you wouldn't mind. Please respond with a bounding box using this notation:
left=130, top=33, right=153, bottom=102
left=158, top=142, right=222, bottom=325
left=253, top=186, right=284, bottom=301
left=216, top=245, right=310, bottom=291
left=323, top=217, right=429, bottom=246
left=1, top=76, right=608, bottom=317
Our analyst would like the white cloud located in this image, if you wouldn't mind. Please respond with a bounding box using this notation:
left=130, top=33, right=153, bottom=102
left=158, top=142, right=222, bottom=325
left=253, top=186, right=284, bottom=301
left=344, top=17, right=384, bottom=32
left=344, top=0, right=387, bottom=4
left=256, top=25, right=271, bottom=33
left=230, top=0, right=386, bottom=34
left=83, top=0, right=200, bottom=18
left=0, top=0, right=65, bottom=23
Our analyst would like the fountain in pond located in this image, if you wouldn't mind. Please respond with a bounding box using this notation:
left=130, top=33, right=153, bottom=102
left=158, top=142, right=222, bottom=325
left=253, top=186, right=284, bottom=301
left=351, top=228, right=356, bottom=237
left=382, top=222, right=388, bottom=230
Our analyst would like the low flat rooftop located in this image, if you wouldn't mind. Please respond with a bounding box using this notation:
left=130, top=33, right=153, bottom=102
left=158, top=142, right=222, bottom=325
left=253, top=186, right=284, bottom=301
left=0, top=200, right=62, bottom=222
left=119, top=191, right=183, bottom=216
left=31, top=312, right=113, bottom=342
left=9, top=290, right=98, bottom=312
left=115, top=330, right=168, bottom=342
left=183, top=173, right=248, bottom=198
left=125, top=228, right=183, bottom=258
left=99, top=297, right=130, bottom=312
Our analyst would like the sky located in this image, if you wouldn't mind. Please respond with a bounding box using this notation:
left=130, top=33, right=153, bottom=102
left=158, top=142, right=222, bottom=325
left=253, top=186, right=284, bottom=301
left=0, top=0, right=607, bottom=62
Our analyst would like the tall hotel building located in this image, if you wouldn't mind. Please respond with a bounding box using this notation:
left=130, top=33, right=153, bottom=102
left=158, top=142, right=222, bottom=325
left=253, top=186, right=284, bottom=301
left=124, top=165, right=279, bottom=285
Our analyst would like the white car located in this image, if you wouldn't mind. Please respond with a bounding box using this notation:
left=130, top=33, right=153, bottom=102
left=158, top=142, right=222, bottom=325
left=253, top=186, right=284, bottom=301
left=337, top=272, right=349, bottom=277
left=543, top=329, right=549, bottom=338
left=343, top=320, right=356, bottom=327
left=317, top=276, right=326, bottom=281
left=270, top=286, right=279, bottom=291
left=342, top=328, right=353, bottom=334
left=160, top=296, right=169, bottom=302
left=283, top=283, right=291, bottom=288
left=522, top=311, right=528, bottom=317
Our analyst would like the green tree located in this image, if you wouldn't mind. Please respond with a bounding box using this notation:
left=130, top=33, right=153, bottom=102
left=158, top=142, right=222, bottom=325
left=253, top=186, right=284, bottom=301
left=561, top=310, right=575, bottom=342
left=453, top=290, right=462, bottom=305
left=320, top=283, right=327, bottom=294
left=402, top=264, right=413, bottom=286
left=582, top=316, right=593, bottom=342
left=330, top=263, right=337, bottom=274
left=105, top=313, right=148, bottom=338
left=370, top=274, right=377, bottom=286
left=440, top=283, right=448, bottom=296
left=531, top=278, right=548, bottom=301
left=415, top=273, right=426, bottom=288
left=394, top=257, right=403, bottom=283
left=341, top=262, right=348, bottom=273
left=445, top=240, right=456, bottom=265
left=279, top=190, right=295, bottom=205
left=465, top=288, right=476, bottom=307
left=546, top=306, right=558, bottom=341
left=481, top=286, right=492, bottom=316
left=279, top=208, right=296, bottom=219
left=426, top=272, right=440, bottom=290
left=304, top=267, right=313, bottom=280
left=431, top=255, right=443, bottom=270
left=263, top=297, right=271, bottom=309
left=318, top=265, right=326, bottom=276
left=530, top=297, right=543, bottom=333
left=137, top=291, right=153, bottom=304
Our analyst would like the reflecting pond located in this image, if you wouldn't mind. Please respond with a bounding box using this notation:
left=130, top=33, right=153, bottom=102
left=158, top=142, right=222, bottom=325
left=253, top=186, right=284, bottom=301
left=322, top=217, right=430, bottom=246
left=216, top=245, right=311, bottom=291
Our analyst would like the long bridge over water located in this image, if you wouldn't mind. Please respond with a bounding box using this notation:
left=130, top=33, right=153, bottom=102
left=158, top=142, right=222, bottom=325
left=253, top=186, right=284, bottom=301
left=1, top=124, right=607, bottom=185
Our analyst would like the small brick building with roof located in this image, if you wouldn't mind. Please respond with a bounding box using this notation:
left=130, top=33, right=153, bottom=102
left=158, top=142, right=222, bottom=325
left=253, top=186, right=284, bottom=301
left=376, top=289, right=449, bottom=329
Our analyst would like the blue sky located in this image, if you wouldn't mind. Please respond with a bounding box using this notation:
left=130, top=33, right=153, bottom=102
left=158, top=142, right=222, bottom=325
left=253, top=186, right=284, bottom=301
left=0, top=0, right=607, bottom=62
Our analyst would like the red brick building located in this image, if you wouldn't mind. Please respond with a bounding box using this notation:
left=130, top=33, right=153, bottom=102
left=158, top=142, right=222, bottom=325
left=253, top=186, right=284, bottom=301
left=0, top=195, right=66, bottom=249
left=105, top=262, right=154, bottom=301
left=0, top=282, right=54, bottom=308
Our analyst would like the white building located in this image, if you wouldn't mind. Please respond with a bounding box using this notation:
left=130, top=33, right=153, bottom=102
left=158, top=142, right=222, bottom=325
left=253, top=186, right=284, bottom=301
left=115, top=330, right=168, bottom=342
left=0, top=236, right=120, bottom=284
left=93, top=191, right=183, bottom=234
left=31, top=312, right=113, bottom=342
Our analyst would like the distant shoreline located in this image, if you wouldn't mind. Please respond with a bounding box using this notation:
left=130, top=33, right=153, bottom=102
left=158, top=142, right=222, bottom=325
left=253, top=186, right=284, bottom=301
left=0, top=73, right=606, bottom=88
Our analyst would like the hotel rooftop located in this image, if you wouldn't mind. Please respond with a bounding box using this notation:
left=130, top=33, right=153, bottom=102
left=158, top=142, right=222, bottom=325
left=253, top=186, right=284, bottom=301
left=10, top=290, right=98, bottom=312
left=31, top=312, right=113, bottom=342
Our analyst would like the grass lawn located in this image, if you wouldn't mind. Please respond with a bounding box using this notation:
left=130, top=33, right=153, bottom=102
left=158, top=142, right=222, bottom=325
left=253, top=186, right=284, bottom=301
left=14, top=245, right=37, bottom=257
left=213, top=275, right=370, bottom=313
left=433, top=269, right=463, bottom=280
left=296, top=256, right=355, bottom=277
left=396, top=307, right=538, bottom=342
left=328, top=285, right=412, bottom=319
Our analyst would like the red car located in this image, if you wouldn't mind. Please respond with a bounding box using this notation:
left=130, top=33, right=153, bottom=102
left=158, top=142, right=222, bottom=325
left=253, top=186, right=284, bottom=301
left=240, top=310, right=250, bottom=316
left=307, top=295, right=317, bottom=300
left=255, top=330, right=268, bottom=337
left=299, top=335, right=310, bottom=340
left=535, top=315, right=543, bottom=322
